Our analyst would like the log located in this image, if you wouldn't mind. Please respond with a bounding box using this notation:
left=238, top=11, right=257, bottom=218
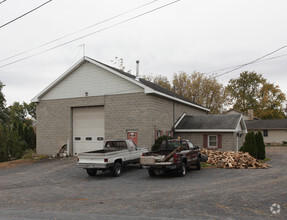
left=201, top=148, right=270, bottom=169
left=161, top=146, right=183, bottom=162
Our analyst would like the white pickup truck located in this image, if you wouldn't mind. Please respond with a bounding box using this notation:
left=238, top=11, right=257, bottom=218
left=77, top=139, right=148, bottom=177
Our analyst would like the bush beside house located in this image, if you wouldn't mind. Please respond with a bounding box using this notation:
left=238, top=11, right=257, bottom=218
left=240, top=131, right=265, bottom=159
left=255, top=131, right=266, bottom=160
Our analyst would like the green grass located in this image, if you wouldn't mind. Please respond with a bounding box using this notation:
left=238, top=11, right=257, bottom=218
left=201, top=162, right=216, bottom=168
left=21, top=149, right=48, bottom=160
left=266, top=145, right=287, bottom=147
left=258, top=157, right=270, bottom=163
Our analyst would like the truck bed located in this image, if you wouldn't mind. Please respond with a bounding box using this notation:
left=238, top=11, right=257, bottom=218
left=140, top=150, right=175, bottom=165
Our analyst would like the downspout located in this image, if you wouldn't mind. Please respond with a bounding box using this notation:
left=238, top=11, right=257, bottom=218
left=172, top=85, right=176, bottom=137
left=67, top=139, right=70, bottom=156
left=236, top=133, right=239, bottom=152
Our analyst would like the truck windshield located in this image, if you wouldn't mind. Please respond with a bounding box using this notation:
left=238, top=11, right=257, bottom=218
left=162, top=141, right=180, bottom=150
left=105, top=141, right=127, bottom=150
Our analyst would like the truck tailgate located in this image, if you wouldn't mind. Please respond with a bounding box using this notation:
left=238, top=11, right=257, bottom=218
left=140, top=155, right=165, bottom=165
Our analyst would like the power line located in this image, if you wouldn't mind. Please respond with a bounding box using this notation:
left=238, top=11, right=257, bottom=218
left=0, top=0, right=180, bottom=68
left=0, top=0, right=52, bottom=29
left=0, top=0, right=7, bottom=5
left=0, top=0, right=159, bottom=63
left=211, top=45, right=287, bottom=78
left=206, top=53, right=287, bottom=75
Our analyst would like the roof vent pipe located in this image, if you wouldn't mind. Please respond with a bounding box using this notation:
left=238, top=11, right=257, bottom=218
left=135, top=60, right=140, bottom=81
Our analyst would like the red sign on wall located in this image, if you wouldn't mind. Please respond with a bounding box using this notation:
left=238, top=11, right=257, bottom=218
left=127, top=131, right=137, bottom=145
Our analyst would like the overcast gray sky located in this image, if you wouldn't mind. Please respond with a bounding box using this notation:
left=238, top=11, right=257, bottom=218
left=0, top=0, right=286, bottom=106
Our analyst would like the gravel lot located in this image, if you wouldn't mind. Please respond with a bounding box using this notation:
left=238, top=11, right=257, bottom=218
left=0, top=147, right=286, bottom=220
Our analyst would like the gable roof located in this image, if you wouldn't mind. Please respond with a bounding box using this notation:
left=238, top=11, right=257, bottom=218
left=245, top=119, right=287, bottom=130
left=174, top=114, right=247, bottom=133
left=224, top=108, right=260, bottom=120
left=224, top=109, right=248, bottom=116
left=32, top=56, right=209, bottom=112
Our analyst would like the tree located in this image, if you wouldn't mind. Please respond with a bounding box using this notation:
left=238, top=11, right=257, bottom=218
left=143, top=74, right=172, bottom=91
left=226, top=71, right=286, bottom=119
left=8, top=102, right=36, bottom=151
left=0, top=81, right=8, bottom=124
left=173, top=72, right=228, bottom=113
left=153, top=75, right=172, bottom=91
left=226, top=71, right=265, bottom=114
left=240, top=131, right=257, bottom=158
left=173, top=71, right=193, bottom=98
left=110, top=57, right=131, bottom=73
left=255, top=131, right=265, bottom=160
left=257, top=82, right=286, bottom=119
left=24, top=102, right=36, bottom=120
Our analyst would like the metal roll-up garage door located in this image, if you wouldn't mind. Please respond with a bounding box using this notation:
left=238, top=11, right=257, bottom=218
left=73, top=106, right=105, bottom=155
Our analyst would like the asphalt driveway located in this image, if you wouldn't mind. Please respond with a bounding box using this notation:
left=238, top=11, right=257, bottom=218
left=0, top=147, right=286, bottom=220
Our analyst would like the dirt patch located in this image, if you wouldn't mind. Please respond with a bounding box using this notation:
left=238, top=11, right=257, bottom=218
left=0, top=159, right=35, bottom=170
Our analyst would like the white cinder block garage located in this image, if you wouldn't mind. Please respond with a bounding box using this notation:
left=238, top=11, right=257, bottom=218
left=33, top=57, right=209, bottom=155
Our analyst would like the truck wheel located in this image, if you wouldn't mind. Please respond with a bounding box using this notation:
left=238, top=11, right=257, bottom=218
left=178, top=163, right=186, bottom=177
left=111, top=162, right=122, bottom=177
left=148, top=169, right=156, bottom=177
left=196, top=157, right=201, bottom=170
left=86, top=169, right=97, bottom=176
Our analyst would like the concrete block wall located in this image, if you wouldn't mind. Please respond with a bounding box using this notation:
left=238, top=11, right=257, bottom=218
left=149, top=95, right=208, bottom=144
left=36, top=96, right=105, bottom=155
left=36, top=92, right=208, bottom=155
left=104, top=93, right=154, bottom=148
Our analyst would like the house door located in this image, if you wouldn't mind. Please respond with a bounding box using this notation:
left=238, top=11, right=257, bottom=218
left=127, top=131, right=138, bottom=145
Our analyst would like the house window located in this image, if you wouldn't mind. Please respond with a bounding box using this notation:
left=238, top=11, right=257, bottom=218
left=263, top=130, right=268, bottom=137
left=208, top=135, right=217, bottom=148
left=156, top=130, right=162, bottom=139
left=203, top=134, right=222, bottom=148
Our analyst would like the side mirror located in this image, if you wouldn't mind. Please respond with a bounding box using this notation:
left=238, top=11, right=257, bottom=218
left=194, top=146, right=199, bottom=150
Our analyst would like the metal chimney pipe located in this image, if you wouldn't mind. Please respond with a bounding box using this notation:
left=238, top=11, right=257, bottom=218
left=136, top=60, right=139, bottom=80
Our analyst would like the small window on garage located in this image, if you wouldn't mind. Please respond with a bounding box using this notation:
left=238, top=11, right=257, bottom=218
left=208, top=135, right=217, bottom=148
left=166, top=131, right=173, bottom=137
left=263, top=130, right=268, bottom=137
left=155, top=130, right=162, bottom=139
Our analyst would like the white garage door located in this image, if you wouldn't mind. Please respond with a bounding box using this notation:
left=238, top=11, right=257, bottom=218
left=73, top=106, right=105, bottom=155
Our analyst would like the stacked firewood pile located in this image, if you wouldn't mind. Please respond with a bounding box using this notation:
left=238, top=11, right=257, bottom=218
left=201, top=149, right=271, bottom=169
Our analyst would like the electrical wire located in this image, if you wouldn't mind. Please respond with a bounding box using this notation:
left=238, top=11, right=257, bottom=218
left=0, top=0, right=7, bottom=5
left=211, top=45, right=287, bottom=78
left=0, top=0, right=52, bottom=29
left=0, top=0, right=180, bottom=69
left=0, top=0, right=159, bottom=63
left=205, top=53, right=287, bottom=75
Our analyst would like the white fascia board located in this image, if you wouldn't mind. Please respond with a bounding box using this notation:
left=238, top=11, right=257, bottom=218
left=238, top=115, right=248, bottom=134
left=174, top=113, right=186, bottom=129
left=241, top=116, right=247, bottom=134
left=31, top=57, right=86, bottom=102
left=149, top=90, right=210, bottom=112
left=175, top=129, right=237, bottom=133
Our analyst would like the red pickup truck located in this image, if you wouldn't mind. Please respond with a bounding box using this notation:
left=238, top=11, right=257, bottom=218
left=140, top=139, right=201, bottom=177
